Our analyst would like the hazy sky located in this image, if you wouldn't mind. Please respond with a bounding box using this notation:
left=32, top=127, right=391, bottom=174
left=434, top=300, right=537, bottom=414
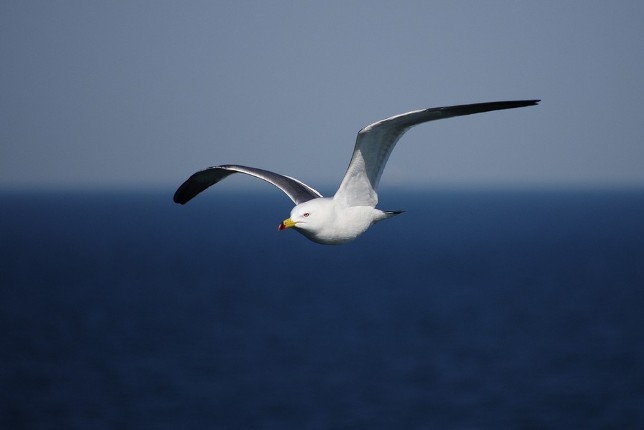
left=2, top=1, right=643, bottom=191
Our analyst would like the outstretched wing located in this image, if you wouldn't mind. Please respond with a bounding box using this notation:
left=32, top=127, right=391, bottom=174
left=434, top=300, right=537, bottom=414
left=334, top=100, right=540, bottom=207
left=173, top=164, right=323, bottom=205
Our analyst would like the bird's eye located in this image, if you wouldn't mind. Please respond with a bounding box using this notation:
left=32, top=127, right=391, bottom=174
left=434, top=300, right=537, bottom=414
left=303, top=212, right=310, bottom=217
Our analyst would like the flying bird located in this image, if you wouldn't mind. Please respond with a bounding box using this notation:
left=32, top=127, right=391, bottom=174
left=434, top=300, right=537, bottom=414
left=174, top=100, right=539, bottom=244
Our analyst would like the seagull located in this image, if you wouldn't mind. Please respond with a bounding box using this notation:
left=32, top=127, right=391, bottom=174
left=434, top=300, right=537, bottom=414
left=174, top=100, right=539, bottom=244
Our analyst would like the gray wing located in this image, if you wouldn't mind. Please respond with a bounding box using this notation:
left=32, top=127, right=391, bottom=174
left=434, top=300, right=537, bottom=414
left=173, top=164, right=323, bottom=205
left=334, top=100, right=540, bottom=207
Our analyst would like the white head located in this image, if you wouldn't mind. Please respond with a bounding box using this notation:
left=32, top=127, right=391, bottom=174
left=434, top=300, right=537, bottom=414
left=278, top=198, right=337, bottom=243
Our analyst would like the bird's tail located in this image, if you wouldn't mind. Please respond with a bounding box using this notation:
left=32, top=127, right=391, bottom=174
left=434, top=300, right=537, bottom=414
left=383, top=210, right=404, bottom=219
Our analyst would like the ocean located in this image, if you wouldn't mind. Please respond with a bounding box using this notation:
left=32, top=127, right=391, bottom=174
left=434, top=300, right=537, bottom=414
left=1, top=189, right=643, bottom=429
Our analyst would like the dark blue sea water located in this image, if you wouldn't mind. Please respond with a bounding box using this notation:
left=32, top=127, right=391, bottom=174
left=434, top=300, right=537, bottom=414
left=1, top=189, right=644, bottom=429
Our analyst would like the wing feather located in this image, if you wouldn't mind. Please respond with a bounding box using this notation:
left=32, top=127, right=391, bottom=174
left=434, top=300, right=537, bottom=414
left=173, top=164, right=323, bottom=205
left=334, top=100, right=540, bottom=207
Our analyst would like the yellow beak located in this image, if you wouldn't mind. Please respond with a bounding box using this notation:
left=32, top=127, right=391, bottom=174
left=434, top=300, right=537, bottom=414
left=278, top=217, right=296, bottom=231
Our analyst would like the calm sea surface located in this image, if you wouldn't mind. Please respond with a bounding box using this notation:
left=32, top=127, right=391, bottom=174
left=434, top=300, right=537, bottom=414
left=1, top=189, right=644, bottom=429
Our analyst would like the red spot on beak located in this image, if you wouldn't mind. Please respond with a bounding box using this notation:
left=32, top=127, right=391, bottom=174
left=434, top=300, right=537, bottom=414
left=278, top=222, right=286, bottom=231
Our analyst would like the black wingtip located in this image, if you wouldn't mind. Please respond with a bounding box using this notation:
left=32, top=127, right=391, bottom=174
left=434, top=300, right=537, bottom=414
left=525, top=99, right=540, bottom=105
left=483, top=99, right=540, bottom=109
left=434, top=99, right=541, bottom=119
left=172, top=181, right=192, bottom=204
left=172, top=178, right=206, bottom=205
left=511, top=99, right=540, bottom=109
left=173, top=194, right=188, bottom=205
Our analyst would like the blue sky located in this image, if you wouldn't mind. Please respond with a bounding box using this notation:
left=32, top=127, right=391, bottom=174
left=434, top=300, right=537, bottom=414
left=2, top=1, right=643, bottom=191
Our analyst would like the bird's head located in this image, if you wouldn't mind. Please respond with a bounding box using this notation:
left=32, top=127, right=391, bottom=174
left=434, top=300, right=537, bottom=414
left=278, top=198, right=335, bottom=238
